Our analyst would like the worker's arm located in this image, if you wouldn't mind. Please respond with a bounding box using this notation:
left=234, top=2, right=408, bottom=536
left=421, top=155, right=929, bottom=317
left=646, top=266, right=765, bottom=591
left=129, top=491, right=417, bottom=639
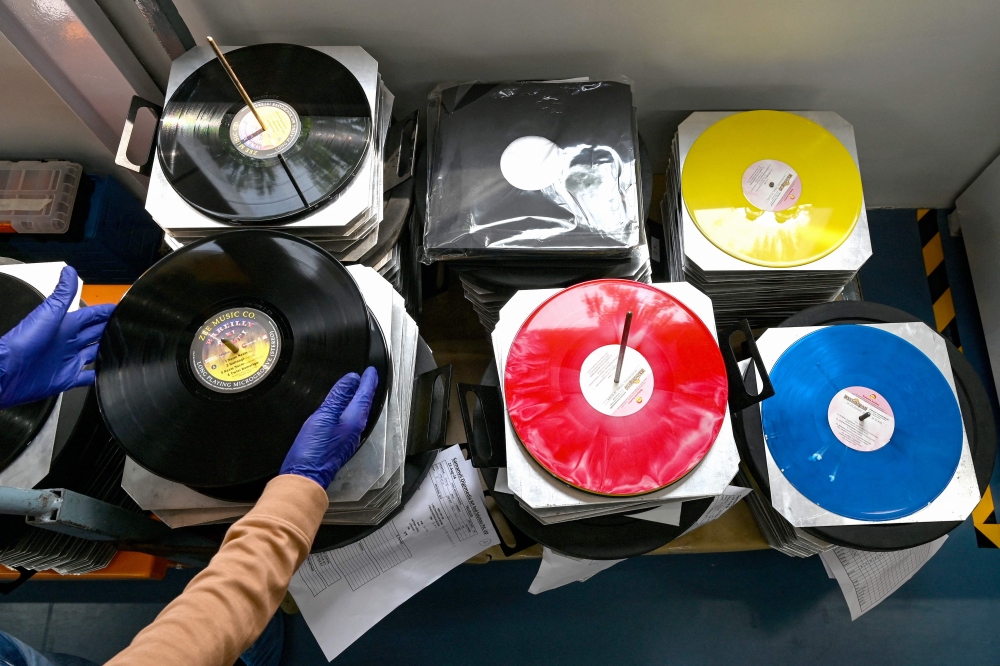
left=106, top=368, right=379, bottom=666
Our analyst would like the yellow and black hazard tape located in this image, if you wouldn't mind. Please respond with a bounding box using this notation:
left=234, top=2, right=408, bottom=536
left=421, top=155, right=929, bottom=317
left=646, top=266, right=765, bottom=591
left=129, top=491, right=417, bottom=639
left=918, top=209, right=961, bottom=349
left=918, top=210, right=1000, bottom=547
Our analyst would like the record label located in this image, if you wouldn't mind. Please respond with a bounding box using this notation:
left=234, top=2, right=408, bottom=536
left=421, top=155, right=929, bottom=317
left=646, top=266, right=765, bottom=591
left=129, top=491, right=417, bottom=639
left=827, top=386, right=895, bottom=452
left=190, top=307, right=281, bottom=393
left=229, top=100, right=301, bottom=159
left=579, top=345, right=653, bottom=417
left=500, top=136, right=565, bottom=191
left=741, top=159, right=801, bottom=212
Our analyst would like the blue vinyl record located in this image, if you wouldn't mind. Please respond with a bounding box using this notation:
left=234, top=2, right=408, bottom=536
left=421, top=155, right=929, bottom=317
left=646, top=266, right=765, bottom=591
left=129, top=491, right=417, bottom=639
left=761, top=325, right=964, bottom=521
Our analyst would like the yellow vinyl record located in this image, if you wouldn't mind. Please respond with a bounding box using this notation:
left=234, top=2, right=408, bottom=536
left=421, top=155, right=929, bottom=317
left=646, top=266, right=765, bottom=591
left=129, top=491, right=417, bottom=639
left=681, top=110, right=864, bottom=268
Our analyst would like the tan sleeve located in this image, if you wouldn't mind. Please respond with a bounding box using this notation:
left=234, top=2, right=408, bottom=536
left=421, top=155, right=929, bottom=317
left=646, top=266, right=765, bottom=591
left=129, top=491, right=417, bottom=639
left=106, top=474, right=330, bottom=666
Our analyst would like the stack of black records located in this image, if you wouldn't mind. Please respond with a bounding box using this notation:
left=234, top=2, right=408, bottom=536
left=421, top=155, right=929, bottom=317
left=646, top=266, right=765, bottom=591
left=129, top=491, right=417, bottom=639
left=145, top=44, right=395, bottom=266
left=100, top=230, right=421, bottom=528
left=421, top=80, right=652, bottom=331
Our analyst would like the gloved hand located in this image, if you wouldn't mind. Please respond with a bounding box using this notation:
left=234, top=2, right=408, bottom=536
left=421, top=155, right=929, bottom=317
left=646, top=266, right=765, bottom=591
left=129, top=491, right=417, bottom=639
left=0, top=266, right=115, bottom=409
left=280, top=366, right=379, bottom=489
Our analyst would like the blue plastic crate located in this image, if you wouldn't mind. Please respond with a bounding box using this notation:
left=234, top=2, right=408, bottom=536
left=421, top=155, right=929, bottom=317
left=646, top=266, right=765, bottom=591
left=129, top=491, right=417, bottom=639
left=0, top=175, right=163, bottom=283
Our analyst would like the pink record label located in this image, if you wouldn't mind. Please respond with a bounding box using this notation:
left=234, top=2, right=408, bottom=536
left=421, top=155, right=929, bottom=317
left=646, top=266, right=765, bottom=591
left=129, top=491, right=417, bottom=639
left=827, top=386, right=895, bottom=452
left=742, top=159, right=801, bottom=212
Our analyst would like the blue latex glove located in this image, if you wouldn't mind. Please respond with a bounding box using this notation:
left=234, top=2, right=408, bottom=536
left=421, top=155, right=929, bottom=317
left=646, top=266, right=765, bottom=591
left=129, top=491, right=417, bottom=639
left=0, top=266, right=115, bottom=409
left=280, top=366, right=379, bottom=489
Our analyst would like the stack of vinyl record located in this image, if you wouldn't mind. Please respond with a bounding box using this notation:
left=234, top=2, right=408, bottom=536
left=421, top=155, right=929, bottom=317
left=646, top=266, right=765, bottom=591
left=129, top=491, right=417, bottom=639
left=483, top=279, right=739, bottom=542
left=145, top=44, right=394, bottom=265
left=361, top=173, right=422, bottom=316
left=97, top=231, right=420, bottom=528
left=734, top=302, right=996, bottom=555
left=421, top=80, right=651, bottom=331
left=0, top=262, right=140, bottom=574
left=662, top=111, right=872, bottom=329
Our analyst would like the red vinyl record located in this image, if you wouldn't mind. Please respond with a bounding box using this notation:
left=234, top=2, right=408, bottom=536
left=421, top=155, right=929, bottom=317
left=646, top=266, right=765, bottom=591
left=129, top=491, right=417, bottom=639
left=504, top=280, right=728, bottom=496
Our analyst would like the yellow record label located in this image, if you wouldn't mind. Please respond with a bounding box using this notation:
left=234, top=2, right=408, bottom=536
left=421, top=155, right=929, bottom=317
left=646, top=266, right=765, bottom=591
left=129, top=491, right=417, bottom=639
left=229, top=99, right=300, bottom=159
left=681, top=110, right=863, bottom=268
left=190, top=308, right=281, bottom=393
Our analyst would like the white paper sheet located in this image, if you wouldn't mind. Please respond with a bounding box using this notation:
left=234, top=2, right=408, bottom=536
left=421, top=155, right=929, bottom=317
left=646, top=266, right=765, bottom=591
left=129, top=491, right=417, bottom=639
left=288, top=446, right=499, bottom=661
left=678, top=486, right=752, bottom=537
left=494, top=467, right=511, bottom=494
left=528, top=547, right=625, bottom=595
left=820, top=535, right=947, bottom=620
left=627, top=501, right=684, bottom=526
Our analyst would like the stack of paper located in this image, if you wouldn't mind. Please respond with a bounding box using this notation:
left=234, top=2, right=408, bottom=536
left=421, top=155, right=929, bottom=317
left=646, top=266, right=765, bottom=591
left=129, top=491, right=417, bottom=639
left=288, top=445, right=498, bottom=661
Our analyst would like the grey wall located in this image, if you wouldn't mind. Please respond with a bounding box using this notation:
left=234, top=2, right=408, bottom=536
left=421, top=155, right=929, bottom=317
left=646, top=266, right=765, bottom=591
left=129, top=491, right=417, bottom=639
left=0, top=31, right=124, bottom=182
left=174, top=0, right=1000, bottom=208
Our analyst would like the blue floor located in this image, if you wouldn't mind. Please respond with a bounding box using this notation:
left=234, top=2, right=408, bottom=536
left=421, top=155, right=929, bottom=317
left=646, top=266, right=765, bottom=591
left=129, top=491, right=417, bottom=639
left=1, top=208, right=998, bottom=665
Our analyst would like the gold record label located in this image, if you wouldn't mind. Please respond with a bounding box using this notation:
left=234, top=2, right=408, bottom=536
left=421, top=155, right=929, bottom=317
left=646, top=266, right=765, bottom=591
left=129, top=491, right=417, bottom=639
left=229, top=99, right=300, bottom=159
left=190, top=308, right=281, bottom=393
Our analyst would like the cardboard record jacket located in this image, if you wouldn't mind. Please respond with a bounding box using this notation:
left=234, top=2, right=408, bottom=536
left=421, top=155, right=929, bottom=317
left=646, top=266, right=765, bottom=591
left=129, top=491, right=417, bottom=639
left=158, top=43, right=372, bottom=223
left=761, top=325, right=964, bottom=521
left=681, top=110, right=863, bottom=268
left=0, top=272, right=57, bottom=472
left=96, top=230, right=390, bottom=493
left=504, top=279, right=728, bottom=496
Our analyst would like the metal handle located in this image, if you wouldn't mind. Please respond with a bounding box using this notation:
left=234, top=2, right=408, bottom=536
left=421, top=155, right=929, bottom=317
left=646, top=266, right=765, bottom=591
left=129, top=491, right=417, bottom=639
left=406, top=365, right=453, bottom=456
left=457, top=383, right=507, bottom=468
left=720, top=319, right=775, bottom=412
left=115, top=95, right=162, bottom=175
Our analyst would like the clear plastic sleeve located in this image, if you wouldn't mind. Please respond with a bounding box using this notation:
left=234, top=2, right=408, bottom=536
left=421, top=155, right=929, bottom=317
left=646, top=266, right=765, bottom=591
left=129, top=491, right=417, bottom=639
left=422, top=80, right=641, bottom=262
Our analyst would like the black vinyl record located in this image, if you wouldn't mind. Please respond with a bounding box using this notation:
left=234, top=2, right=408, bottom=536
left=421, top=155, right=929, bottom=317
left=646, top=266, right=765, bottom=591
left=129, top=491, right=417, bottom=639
left=735, top=301, right=997, bottom=551
left=0, top=272, right=57, bottom=472
left=96, top=230, right=391, bottom=492
left=180, top=339, right=439, bottom=554
left=474, top=361, right=713, bottom=560
left=159, top=43, right=371, bottom=223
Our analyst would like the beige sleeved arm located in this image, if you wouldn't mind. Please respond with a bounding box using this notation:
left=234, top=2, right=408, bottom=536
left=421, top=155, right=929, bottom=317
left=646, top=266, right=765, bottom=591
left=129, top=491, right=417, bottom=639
left=105, top=474, right=329, bottom=666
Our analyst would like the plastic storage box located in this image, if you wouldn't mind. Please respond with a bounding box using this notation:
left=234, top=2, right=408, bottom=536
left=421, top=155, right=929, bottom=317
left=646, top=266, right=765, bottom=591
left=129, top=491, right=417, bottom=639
left=0, top=161, right=82, bottom=234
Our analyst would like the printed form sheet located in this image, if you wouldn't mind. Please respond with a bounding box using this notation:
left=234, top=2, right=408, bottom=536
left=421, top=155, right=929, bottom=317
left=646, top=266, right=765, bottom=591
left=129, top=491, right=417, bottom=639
left=289, top=445, right=499, bottom=660
left=820, top=535, right=947, bottom=620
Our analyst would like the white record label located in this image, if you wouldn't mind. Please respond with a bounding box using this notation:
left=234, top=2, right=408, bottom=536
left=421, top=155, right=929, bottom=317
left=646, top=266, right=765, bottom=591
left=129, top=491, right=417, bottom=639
left=500, top=136, right=565, bottom=191
left=579, top=345, right=654, bottom=417
left=827, top=386, right=895, bottom=452
left=742, top=159, right=801, bottom=212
